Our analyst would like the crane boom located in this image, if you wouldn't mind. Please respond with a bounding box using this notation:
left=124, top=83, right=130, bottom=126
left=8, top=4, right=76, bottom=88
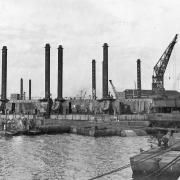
left=152, top=34, right=178, bottom=92
left=109, top=80, right=119, bottom=99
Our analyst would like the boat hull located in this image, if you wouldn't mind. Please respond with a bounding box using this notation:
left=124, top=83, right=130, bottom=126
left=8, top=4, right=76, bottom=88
left=130, top=146, right=180, bottom=177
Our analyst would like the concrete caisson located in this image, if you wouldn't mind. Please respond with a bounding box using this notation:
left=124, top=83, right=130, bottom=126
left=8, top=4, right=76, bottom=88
left=102, top=43, right=109, bottom=98
left=137, top=59, right=141, bottom=98
left=45, top=43, right=50, bottom=99
left=92, top=59, right=96, bottom=100
left=1, top=46, right=7, bottom=100
left=57, top=45, right=63, bottom=99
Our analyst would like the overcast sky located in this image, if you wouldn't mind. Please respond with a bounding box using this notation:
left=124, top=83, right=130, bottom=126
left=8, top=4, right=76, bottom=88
left=0, top=0, right=180, bottom=99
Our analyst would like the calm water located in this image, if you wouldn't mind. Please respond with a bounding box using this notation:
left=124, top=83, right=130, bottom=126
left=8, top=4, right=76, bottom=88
left=0, top=134, right=177, bottom=180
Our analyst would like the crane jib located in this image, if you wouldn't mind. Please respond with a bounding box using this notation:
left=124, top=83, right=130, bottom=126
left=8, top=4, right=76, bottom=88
left=152, top=34, right=178, bottom=92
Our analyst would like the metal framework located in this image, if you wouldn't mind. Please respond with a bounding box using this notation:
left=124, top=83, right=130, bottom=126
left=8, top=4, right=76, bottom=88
left=152, top=34, right=178, bottom=92
left=109, top=80, right=119, bottom=99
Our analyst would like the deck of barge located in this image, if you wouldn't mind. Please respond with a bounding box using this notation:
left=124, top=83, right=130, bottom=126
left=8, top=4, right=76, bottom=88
left=130, top=133, right=180, bottom=178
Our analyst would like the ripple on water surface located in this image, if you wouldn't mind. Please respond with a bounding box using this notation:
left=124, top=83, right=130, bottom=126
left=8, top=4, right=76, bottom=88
left=0, top=134, right=157, bottom=180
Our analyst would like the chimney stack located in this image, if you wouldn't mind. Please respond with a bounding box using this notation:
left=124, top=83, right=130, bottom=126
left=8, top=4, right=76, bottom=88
left=1, top=46, right=7, bottom=100
left=45, top=43, right=50, bottom=99
left=137, top=59, right=141, bottom=98
left=102, top=43, right=108, bottom=98
left=92, top=59, right=96, bottom=100
left=29, top=79, right=31, bottom=100
left=20, top=78, right=23, bottom=100
left=57, top=45, right=63, bottom=99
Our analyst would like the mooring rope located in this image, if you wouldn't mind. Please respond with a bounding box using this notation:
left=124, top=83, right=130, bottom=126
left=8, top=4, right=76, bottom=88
left=88, top=137, right=180, bottom=180
left=88, top=146, right=172, bottom=180
left=88, top=164, right=131, bottom=180
left=140, top=155, right=180, bottom=179
left=137, top=141, right=180, bottom=180
left=155, top=155, right=180, bottom=177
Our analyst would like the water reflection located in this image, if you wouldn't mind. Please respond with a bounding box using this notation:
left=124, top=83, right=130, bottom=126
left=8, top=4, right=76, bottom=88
left=0, top=134, right=170, bottom=180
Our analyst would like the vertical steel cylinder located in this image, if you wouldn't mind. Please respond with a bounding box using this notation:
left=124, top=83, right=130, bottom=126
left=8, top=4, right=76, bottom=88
left=29, top=79, right=31, bottom=100
left=102, top=43, right=108, bottom=98
left=137, top=59, right=141, bottom=98
left=45, top=43, right=50, bottom=99
left=57, top=45, right=63, bottom=99
left=1, top=46, right=7, bottom=100
left=20, top=78, right=23, bottom=100
left=92, top=59, right=96, bottom=100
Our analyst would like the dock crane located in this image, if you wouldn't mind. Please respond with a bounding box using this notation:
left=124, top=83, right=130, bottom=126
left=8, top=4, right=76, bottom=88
left=152, top=34, right=178, bottom=92
left=109, top=80, right=119, bottom=99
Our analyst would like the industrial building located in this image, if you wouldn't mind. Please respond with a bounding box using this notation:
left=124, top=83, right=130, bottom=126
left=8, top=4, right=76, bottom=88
left=108, top=34, right=180, bottom=114
left=117, top=89, right=180, bottom=99
left=0, top=34, right=179, bottom=117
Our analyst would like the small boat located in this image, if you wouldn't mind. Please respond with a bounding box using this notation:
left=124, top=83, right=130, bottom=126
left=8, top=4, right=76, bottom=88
left=0, top=129, right=18, bottom=136
left=5, top=130, right=19, bottom=136
left=27, top=129, right=41, bottom=135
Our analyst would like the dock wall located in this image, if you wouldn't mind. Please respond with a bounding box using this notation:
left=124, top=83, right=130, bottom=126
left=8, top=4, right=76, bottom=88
left=148, top=113, right=180, bottom=121
left=0, top=114, right=150, bottom=137
left=1, top=113, right=180, bottom=122
left=0, top=114, right=148, bottom=121
left=35, top=118, right=149, bottom=137
left=50, top=114, right=148, bottom=121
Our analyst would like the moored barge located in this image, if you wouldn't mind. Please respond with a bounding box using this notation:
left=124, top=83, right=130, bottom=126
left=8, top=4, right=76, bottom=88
left=130, top=133, right=180, bottom=178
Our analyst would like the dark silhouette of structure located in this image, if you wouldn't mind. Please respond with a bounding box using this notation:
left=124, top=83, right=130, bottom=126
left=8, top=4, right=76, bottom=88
left=92, top=59, right=96, bottom=100
left=102, top=43, right=109, bottom=98
left=29, top=79, right=31, bottom=100
left=45, top=43, right=50, bottom=99
left=20, top=78, right=23, bottom=100
left=57, top=45, right=63, bottom=100
left=137, top=59, right=141, bottom=98
left=1, top=46, right=7, bottom=101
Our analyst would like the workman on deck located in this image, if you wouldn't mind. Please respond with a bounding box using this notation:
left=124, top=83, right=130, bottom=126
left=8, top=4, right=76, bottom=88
left=161, top=131, right=174, bottom=148
left=157, top=131, right=163, bottom=146
left=161, top=132, right=170, bottom=148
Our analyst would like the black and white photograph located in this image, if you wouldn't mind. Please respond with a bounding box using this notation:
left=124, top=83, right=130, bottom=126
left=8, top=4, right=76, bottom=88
left=0, top=0, right=180, bottom=180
